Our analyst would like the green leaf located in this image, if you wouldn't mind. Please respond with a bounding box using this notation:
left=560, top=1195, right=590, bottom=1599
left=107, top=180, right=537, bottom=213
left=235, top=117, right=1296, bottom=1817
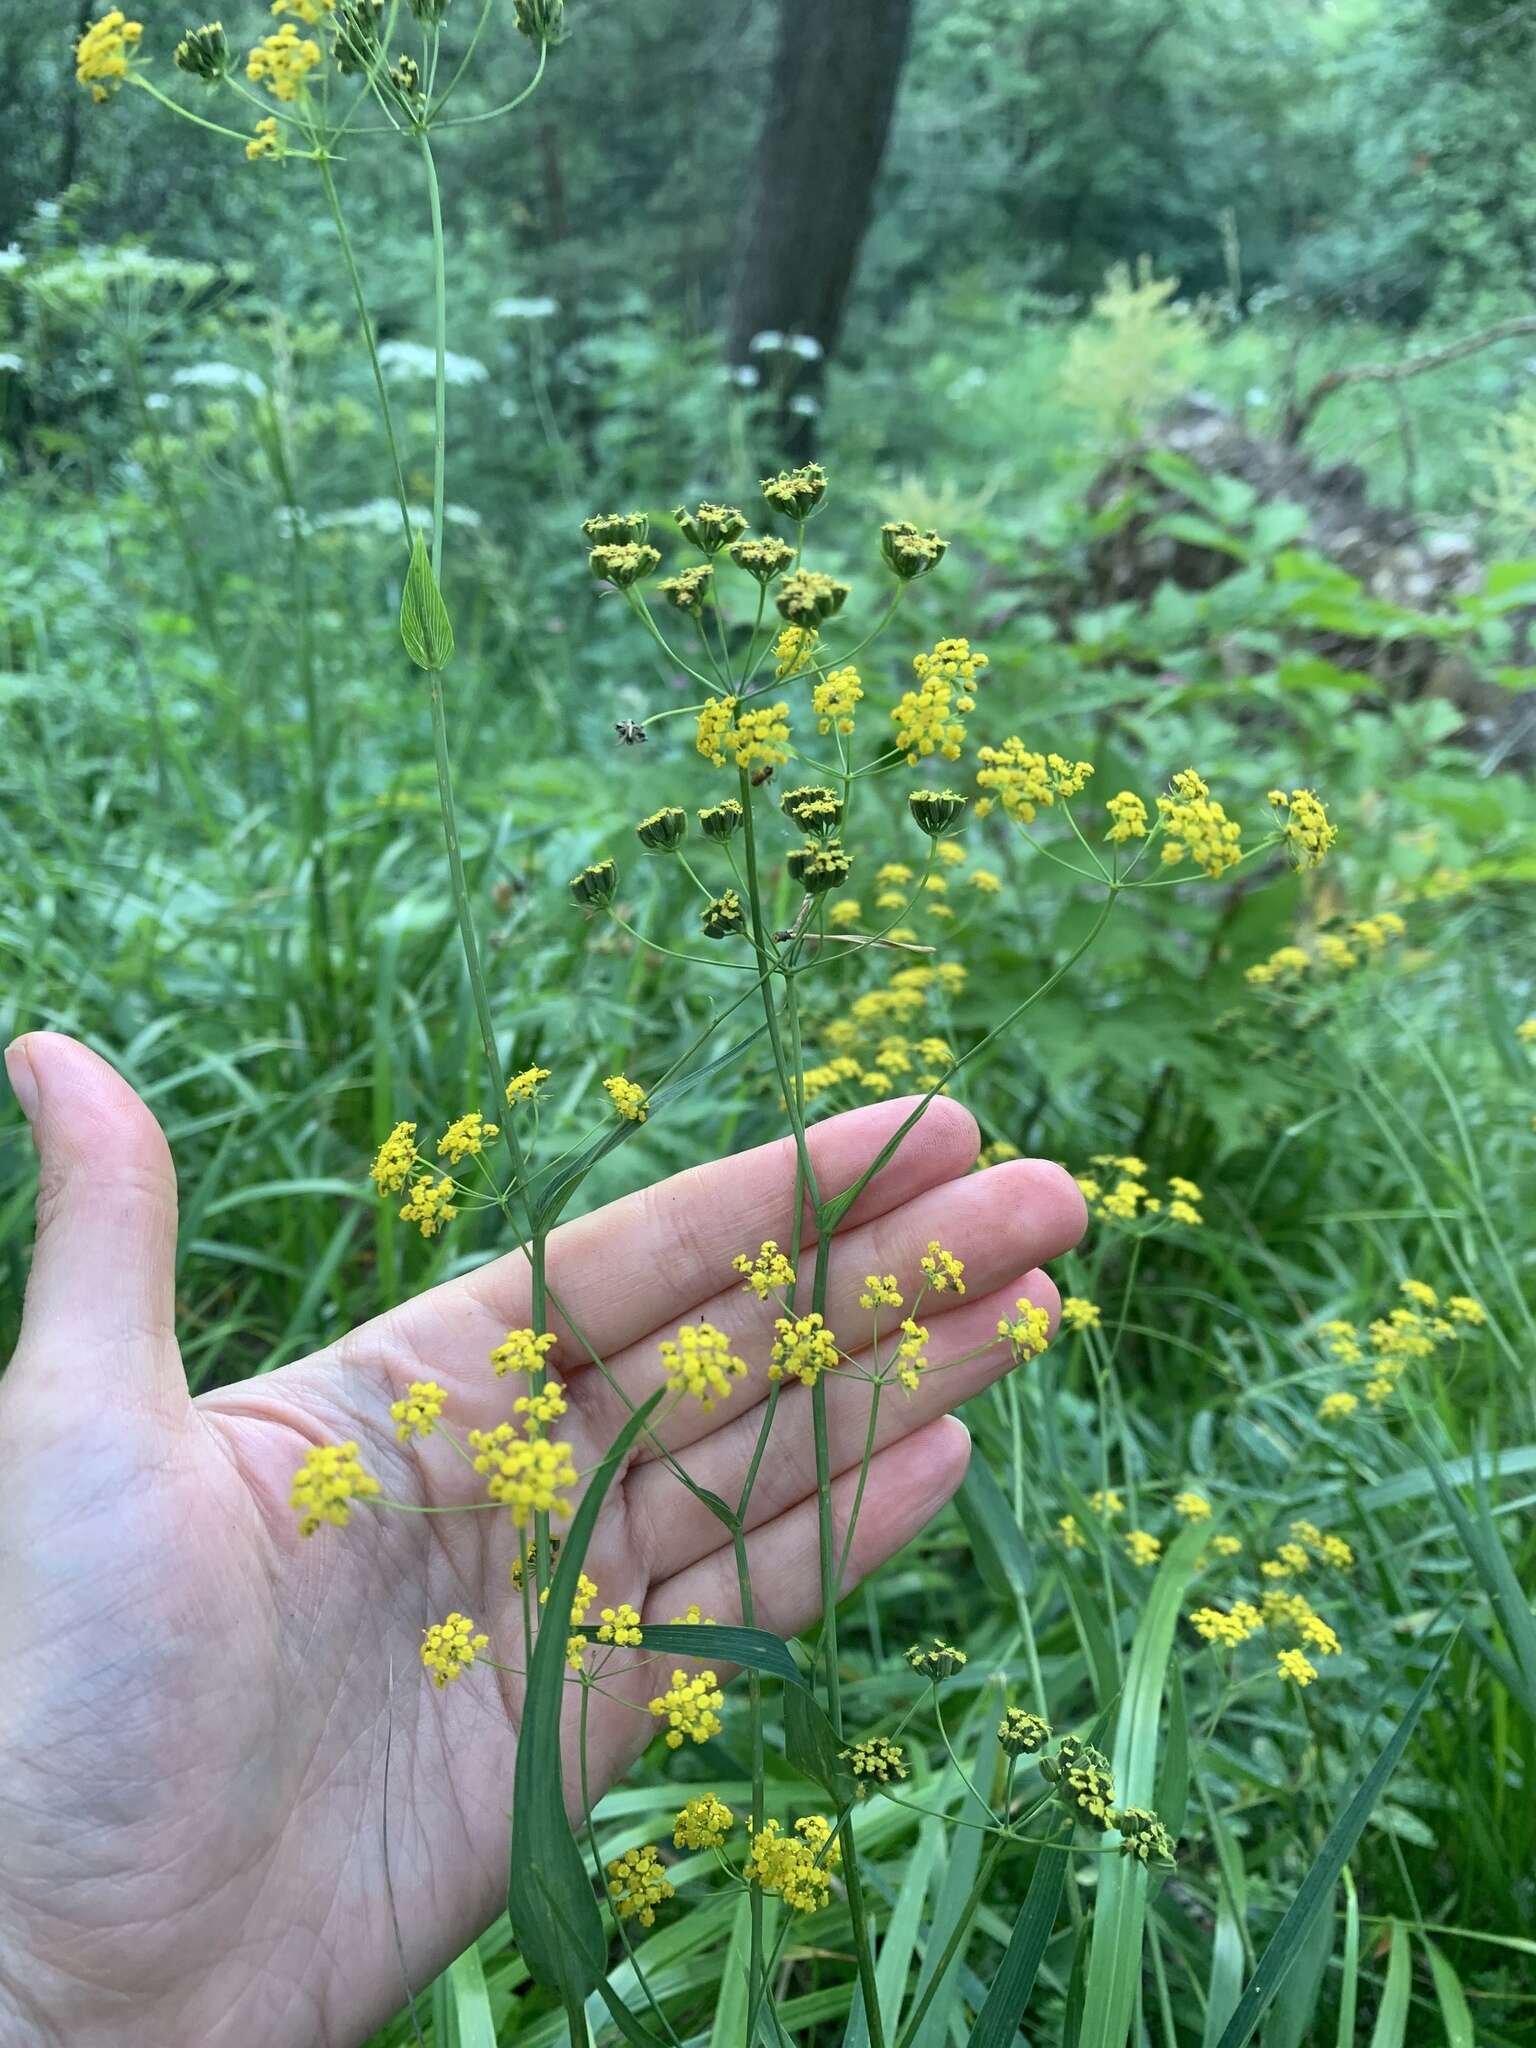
left=1201, top=1907, right=1245, bottom=2048
left=634, top=1623, right=808, bottom=1689
left=967, top=1833, right=1069, bottom=2048
left=1336, top=1868, right=1360, bottom=2048
left=1078, top=1521, right=1209, bottom=2048
left=435, top=1941, right=497, bottom=2048
left=1368, top=1922, right=1411, bottom=2048
left=507, top=1390, right=666, bottom=2004
left=1212, top=1639, right=1454, bottom=2048
left=1423, top=1937, right=1474, bottom=2048
left=400, top=531, right=455, bottom=671
left=954, top=1456, right=1030, bottom=1603
left=1264, top=1886, right=1335, bottom=2048
left=784, top=1679, right=859, bottom=1800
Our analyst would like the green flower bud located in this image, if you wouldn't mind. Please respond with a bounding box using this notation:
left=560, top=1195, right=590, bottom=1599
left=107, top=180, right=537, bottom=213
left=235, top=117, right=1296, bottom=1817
left=389, top=51, right=421, bottom=97
left=582, top=511, right=650, bottom=547
left=407, top=0, right=450, bottom=21
left=698, top=799, right=744, bottom=842
left=780, top=784, right=843, bottom=835
left=569, top=859, right=618, bottom=909
left=702, top=889, right=746, bottom=939
left=998, top=1708, right=1051, bottom=1757
left=589, top=541, right=661, bottom=588
left=761, top=463, right=828, bottom=520
left=1112, top=1807, right=1177, bottom=1867
left=675, top=502, right=748, bottom=554
left=333, top=0, right=383, bottom=71
left=775, top=570, right=849, bottom=626
left=635, top=805, right=687, bottom=853
left=658, top=564, right=713, bottom=613
left=728, top=534, right=796, bottom=584
left=909, top=788, right=967, bottom=837
left=881, top=520, right=948, bottom=581
left=513, top=0, right=565, bottom=40
left=173, top=22, right=228, bottom=80
left=787, top=838, right=852, bottom=896
left=905, top=1639, right=967, bottom=1682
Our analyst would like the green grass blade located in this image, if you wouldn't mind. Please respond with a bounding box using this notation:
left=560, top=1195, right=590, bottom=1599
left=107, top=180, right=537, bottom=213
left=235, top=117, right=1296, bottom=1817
left=967, top=1834, right=1070, bottom=2048
left=1078, top=1520, right=1209, bottom=2048
left=1368, top=1922, right=1410, bottom=2048
left=1213, top=1639, right=1454, bottom=2048
left=634, top=1622, right=808, bottom=1687
left=507, top=1390, right=666, bottom=2005
left=1422, top=1936, right=1475, bottom=2048
left=1336, top=1867, right=1360, bottom=2048
left=1200, top=1906, right=1244, bottom=2048
left=439, top=1940, right=497, bottom=2048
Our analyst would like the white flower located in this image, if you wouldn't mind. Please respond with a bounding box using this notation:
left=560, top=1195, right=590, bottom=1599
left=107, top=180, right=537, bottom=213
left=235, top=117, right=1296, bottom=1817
left=0, top=351, right=23, bottom=373
left=787, top=332, right=823, bottom=361
left=788, top=392, right=821, bottom=417
left=748, top=329, right=786, bottom=354
left=172, top=362, right=268, bottom=399
left=726, top=363, right=759, bottom=389
left=377, top=339, right=489, bottom=386
left=493, top=294, right=558, bottom=320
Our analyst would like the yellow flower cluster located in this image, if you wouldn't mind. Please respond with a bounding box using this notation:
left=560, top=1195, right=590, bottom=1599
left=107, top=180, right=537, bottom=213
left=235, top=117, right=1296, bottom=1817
left=648, top=1667, right=725, bottom=1748
left=389, top=1379, right=447, bottom=1442
left=370, top=1121, right=418, bottom=1195
left=1060, top=1297, right=1101, bottom=1331
left=770, top=1311, right=841, bottom=1386
left=1157, top=768, right=1242, bottom=878
left=733, top=1241, right=797, bottom=1299
left=1075, top=1158, right=1202, bottom=1229
left=603, top=1073, right=648, bottom=1122
left=659, top=1321, right=748, bottom=1409
left=1268, top=788, right=1337, bottom=867
left=1189, top=1600, right=1262, bottom=1647
left=513, top=1382, right=567, bottom=1431
left=1263, top=1588, right=1343, bottom=1656
left=1105, top=790, right=1149, bottom=842
left=399, top=1174, right=458, bottom=1238
left=505, top=1064, right=551, bottom=1105
left=1288, top=1520, right=1354, bottom=1569
left=247, top=21, right=321, bottom=99
left=997, top=1297, right=1051, bottom=1360
left=247, top=117, right=281, bottom=161
left=1247, top=910, right=1405, bottom=987
left=975, top=739, right=1093, bottom=824
left=1277, top=1647, right=1317, bottom=1686
left=420, top=1611, right=488, bottom=1687
left=674, top=1794, right=734, bottom=1850
left=597, top=1601, right=643, bottom=1646
left=437, top=1111, right=498, bottom=1163
left=745, top=1816, right=840, bottom=1911
left=695, top=694, right=792, bottom=770
left=76, top=10, right=143, bottom=98
left=607, top=1845, right=674, bottom=1926
left=773, top=625, right=818, bottom=677
left=290, top=1441, right=380, bottom=1536
left=1125, top=1529, right=1162, bottom=1567
left=813, top=665, right=863, bottom=735
left=1313, top=1282, right=1483, bottom=1414
left=555, top=1571, right=598, bottom=1668
left=491, top=1326, right=559, bottom=1377
left=919, top=1239, right=966, bottom=1293
left=841, top=1735, right=908, bottom=1785
left=1058, top=1514, right=1085, bottom=1548
left=890, top=639, right=987, bottom=764
left=860, top=1274, right=903, bottom=1310
left=1173, top=1490, right=1211, bottom=1522
left=468, top=1426, right=577, bottom=1526
left=893, top=1319, right=928, bottom=1391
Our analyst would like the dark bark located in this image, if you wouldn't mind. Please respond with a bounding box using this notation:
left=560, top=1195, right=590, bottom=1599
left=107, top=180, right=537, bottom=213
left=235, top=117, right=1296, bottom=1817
left=726, top=0, right=914, bottom=456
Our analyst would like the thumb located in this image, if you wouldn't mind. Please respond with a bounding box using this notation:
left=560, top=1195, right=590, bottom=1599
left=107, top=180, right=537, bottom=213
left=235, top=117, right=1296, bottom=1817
left=5, top=1032, right=185, bottom=1418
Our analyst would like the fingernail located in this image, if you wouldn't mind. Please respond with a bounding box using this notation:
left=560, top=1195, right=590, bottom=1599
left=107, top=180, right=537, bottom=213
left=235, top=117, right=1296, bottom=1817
left=4, top=1040, right=39, bottom=1123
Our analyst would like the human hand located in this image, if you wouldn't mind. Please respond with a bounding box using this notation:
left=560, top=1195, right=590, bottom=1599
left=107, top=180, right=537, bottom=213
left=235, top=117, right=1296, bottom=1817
left=0, top=1032, right=1084, bottom=2048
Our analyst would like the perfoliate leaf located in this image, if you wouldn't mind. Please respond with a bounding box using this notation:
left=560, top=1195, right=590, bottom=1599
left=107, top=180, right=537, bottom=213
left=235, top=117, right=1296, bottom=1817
left=400, top=531, right=455, bottom=670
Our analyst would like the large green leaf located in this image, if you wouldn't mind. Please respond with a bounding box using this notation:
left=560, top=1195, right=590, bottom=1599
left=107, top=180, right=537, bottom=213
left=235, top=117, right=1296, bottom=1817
left=507, top=1390, right=665, bottom=2005
left=633, top=1623, right=809, bottom=1688
left=1212, top=1639, right=1453, bottom=2048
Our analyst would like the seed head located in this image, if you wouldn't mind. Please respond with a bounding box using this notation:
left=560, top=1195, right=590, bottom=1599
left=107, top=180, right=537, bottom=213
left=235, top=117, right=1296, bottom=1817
left=881, top=520, right=948, bottom=580
left=635, top=805, right=687, bottom=853
left=582, top=511, right=650, bottom=547
left=909, top=788, right=967, bottom=837
left=569, top=859, right=618, bottom=908
left=174, top=22, right=228, bottom=80
left=698, top=798, right=743, bottom=841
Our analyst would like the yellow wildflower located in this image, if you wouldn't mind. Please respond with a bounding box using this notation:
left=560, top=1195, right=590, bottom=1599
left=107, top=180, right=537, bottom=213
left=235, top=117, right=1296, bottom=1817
left=1277, top=1647, right=1317, bottom=1686
left=603, top=1074, right=648, bottom=1121
left=420, top=1611, right=488, bottom=1687
left=246, top=20, right=321, bottom=100
left=491, top=1327, right=558, bottom=1377
left=1106, top=790, right=1148, bottom=842
left=1059, top=1513, right=1086, bottom=1548
left=437, top=1111, right=498, bottom=1163
left=607, top=1845, right=673, bottom=1927
left=1268, top=788, right=1336, bottom=867
left=813, top=664, right=863, bottom=735
left=975, top=739, right=1094, bottom=823
left=370, top=1120, right=418, bottom=1195
left=1125, top=1529, right=1162, bottom=1567
left=1317, top=1391, right=1359, bottom=1422
left=1089, top=1489, right=1124, bottom=1516
left=389, top=1380, right=447, bottom=1442
left=770, top=1312, right=840, bottom=1386
left=919, top=1240, right=966, bottom=1294
left=75, top=10, right=143, bottom=99
left=674, top=1795, right=734, bottom=1851
left=733, top=1241, right=796, bottom=1299
left=1157, top=768, right=1242, bottom=878
left=860, top=1274, right=903, bottom=1310
left=893, top=1319, right=928, bottom=1392
left=773, top=624, right=818, bottom=678
left=998, top=1298, right=1051, bottom=1359
left=513, top=1382, right=567, bottom=1432
left=1173, top=1490, right=1211, bottom=1522
left=648, top=1667, right=724, bottom=1748
left=505, top=1064, right=551, bottom=1105
left=745, top=1816, right=841, bottom=1911
left=246, top=116, right=281, bottom=160
left=468, top=1427, right=577, bottom=1525
left=290, top=1441, right=380, bottom=1536
left=597, top=1602, right=643, bottom=1646
left=399, top=1174, right=457, bottom=1238
left=659, top=1321, right=749, bottom=1409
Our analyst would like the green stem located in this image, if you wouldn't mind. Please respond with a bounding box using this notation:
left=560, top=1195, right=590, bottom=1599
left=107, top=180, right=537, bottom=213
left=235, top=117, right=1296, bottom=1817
left=318, top=151, right=413, bottom=547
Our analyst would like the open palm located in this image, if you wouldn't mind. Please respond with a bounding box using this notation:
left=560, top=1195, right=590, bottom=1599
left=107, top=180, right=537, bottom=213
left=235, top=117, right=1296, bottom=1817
left=0, top=1033, right=1084, bottom=2048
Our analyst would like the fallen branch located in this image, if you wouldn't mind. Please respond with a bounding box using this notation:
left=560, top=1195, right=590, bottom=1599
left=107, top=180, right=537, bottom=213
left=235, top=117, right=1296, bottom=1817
left=1281, top=315, right=1536, bottom=444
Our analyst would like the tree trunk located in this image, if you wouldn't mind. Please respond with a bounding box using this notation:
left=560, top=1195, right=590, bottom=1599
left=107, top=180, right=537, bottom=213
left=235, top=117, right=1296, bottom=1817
left=726, top=0, right=914, bottom=458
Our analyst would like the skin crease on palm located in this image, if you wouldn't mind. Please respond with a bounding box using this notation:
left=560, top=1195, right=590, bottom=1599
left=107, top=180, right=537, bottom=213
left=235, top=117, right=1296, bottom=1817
left=0, top=1031, right=1086, bottom=2048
